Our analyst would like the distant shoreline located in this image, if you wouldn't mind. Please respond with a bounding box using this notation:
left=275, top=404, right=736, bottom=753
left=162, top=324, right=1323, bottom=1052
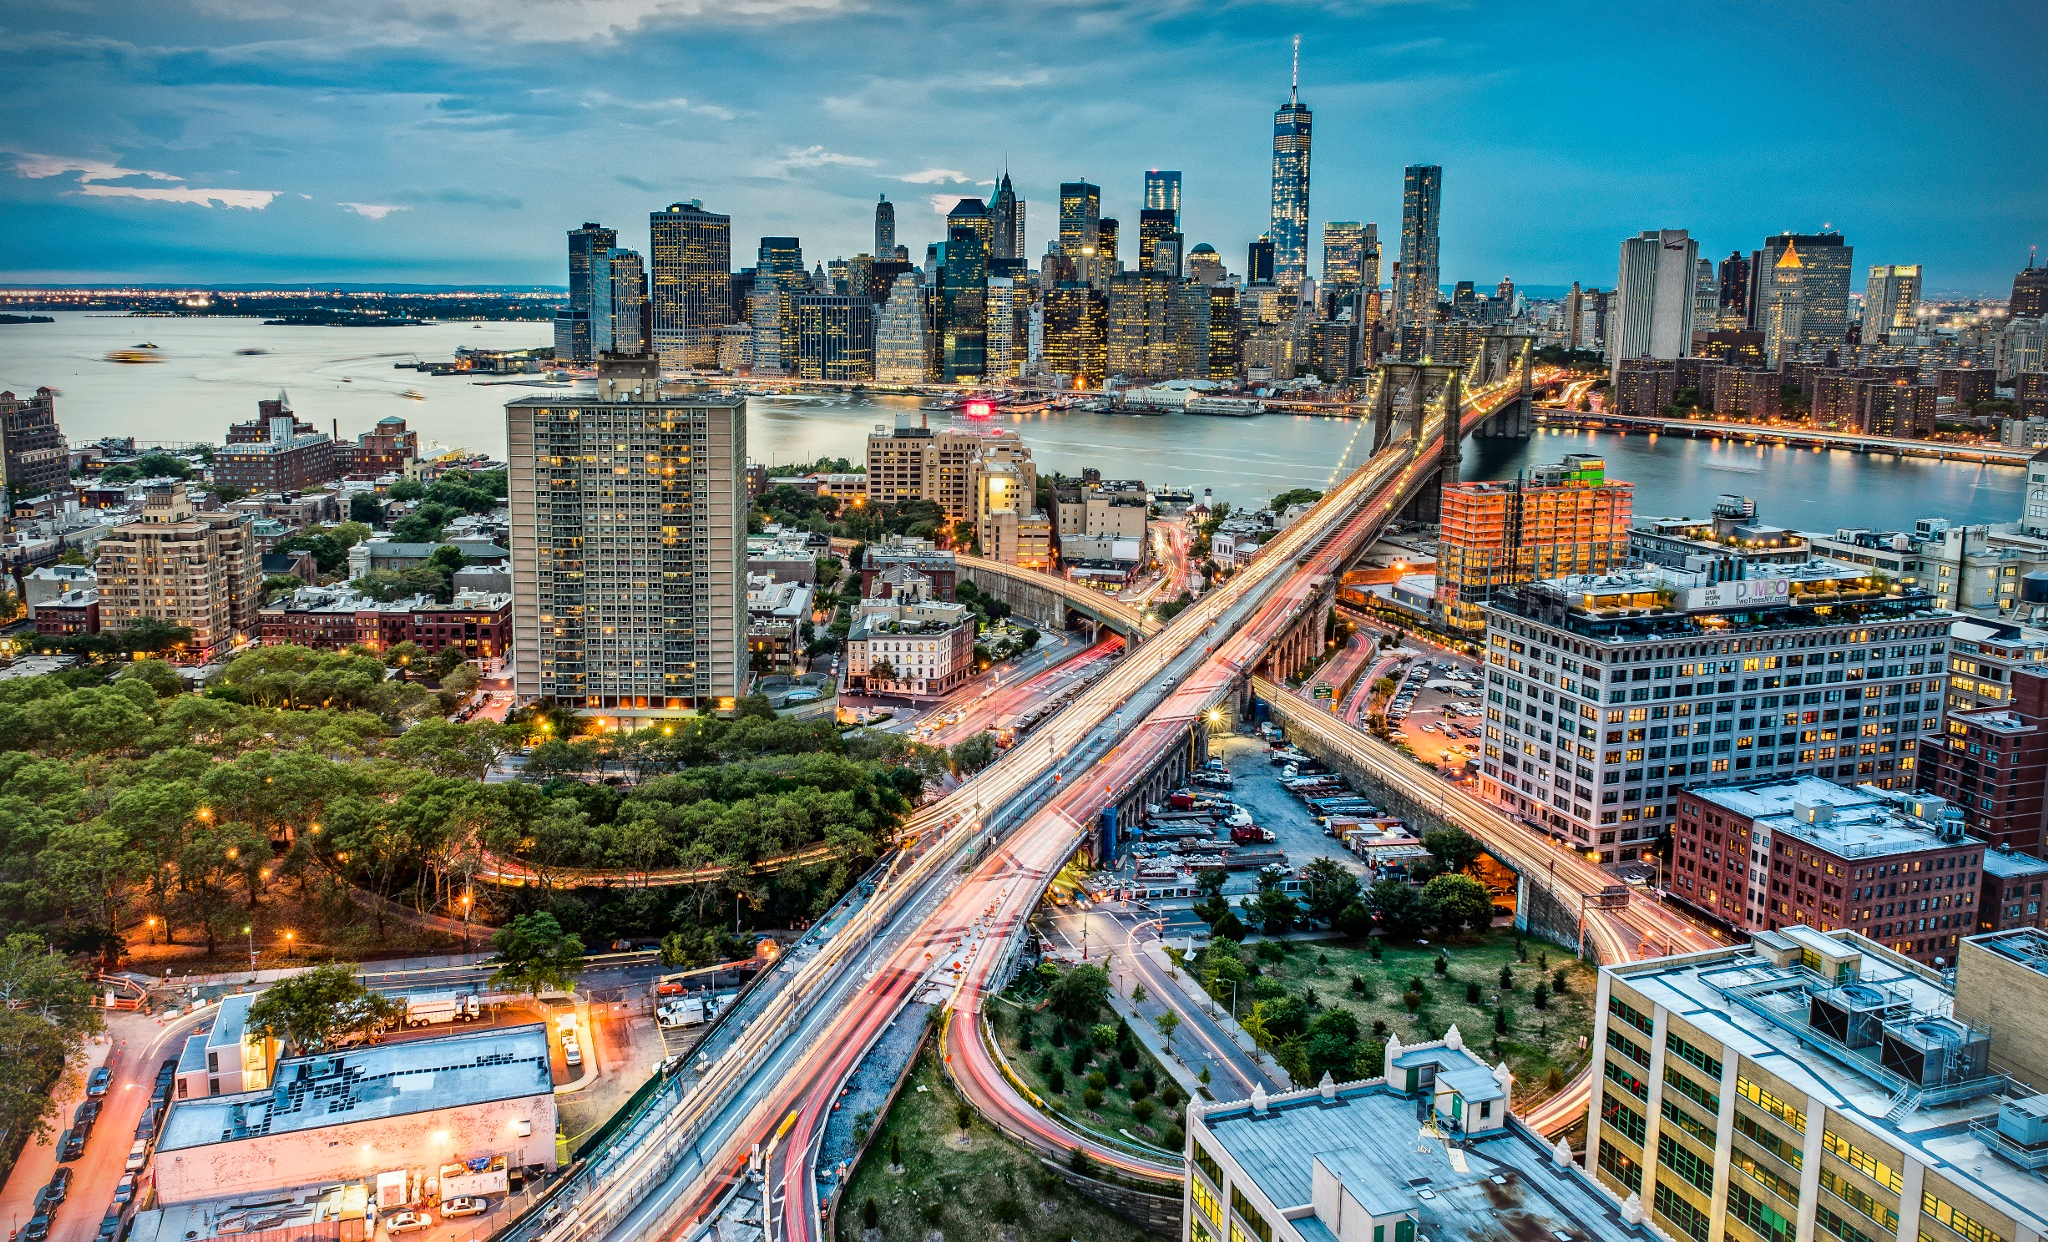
left=0, top=313, right=54, bottom=324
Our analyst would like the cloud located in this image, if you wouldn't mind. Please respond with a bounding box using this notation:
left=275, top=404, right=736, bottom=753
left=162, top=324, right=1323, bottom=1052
left=581, top=92, right=736, bottom=121
left=191, top=0, right=862, bottom=46
left=13, top=154, right=181, bottom=183
left=615, top=174, right=663, bottom=192
left=928, top=193, right=970, bottom=215
left=339, top=202, right=407, bottom=218
left=779, top=145, right=877, bottom=169
left=899, top=168, right=971, bottom=185
left=77, top=184, right=280, bottom=209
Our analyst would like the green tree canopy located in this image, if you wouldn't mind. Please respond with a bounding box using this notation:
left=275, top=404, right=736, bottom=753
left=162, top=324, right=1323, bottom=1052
left=491, top=912, right=585, bottom=996
left=247, top=963, right=398, bottom=1052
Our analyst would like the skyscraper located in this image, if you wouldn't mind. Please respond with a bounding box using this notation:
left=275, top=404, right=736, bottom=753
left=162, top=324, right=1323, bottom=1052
left=751, top=236, right=804, bottom=373
left=794, top=294, right=875, bottom=381
left=874, top=195, right=895, bottom=257
left=1144, top=171, right=1182, bottom=227
left=1137, top=209, right=1181, bottom=275
left=987, top=171, right=1023, bottom=262
left=1691, top=257, right=1716, bottom=336
left=2014, top=253, right=2048, bottom=318
left=1862, top=263, right=1923, bottom=343
left=649, top=200, right=731, bottom=371
left=940, top=217, right=988, bottom=382
left=1759, top=239, right=1808, bottom=364
left=1044, top=283, right=1107, bottom=388
left=1058, top=182, right=1100, bottom=258
left=1745, top=233, right=1853, bottom=351
left=593, top=248, right=648, bottom=356
left=1610, top=228, right=1699, bottom=377
left=1096, top=218, right=1119, bottom=277
left=1321, top=221, right=1365, bottom=304
left=1395, top=165, right=1442, bottom=331
left=875, top=274, right=933, bottom=383
left=558, top=221, right=617, bottom=363
left=1246, top=236, right=1276, bottom=286
left=507, top=354, right=746, bottom=720
left=1716, top=250, right=1749, bottom=329
left=1268, top=36, right=1312, bottom=296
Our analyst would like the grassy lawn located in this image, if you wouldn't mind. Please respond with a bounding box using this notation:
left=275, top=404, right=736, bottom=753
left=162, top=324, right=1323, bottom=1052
left=837, top=1045, right=1154, bottom=1242
left=985, top=994, right=1187, bottom=1158
left=1239, top=929, right=1596, bottom=1109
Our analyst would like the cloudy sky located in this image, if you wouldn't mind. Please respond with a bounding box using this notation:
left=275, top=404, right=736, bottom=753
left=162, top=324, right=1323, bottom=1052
left=2, top=0, right=2042, bottom=294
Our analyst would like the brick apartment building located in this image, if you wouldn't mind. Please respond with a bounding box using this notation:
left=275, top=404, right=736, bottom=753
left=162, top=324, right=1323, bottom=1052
left=1917, top=663, right=2048, bottom=854
left=259, top=587, right=511, bottom=661
left=216, top=394, right=341, bottom=494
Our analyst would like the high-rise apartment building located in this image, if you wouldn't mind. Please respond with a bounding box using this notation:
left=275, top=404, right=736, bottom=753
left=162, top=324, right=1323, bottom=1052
left=0, top=386, right=71, bottom=502
left=2011, top=254, right=2048, bottom=319
left=506, top=355, right=746, bottom=719
left=1268, top=38, right=1312, bottom=296
left=557, top=222, right=617, bottom=364
left=1481, top=562, right=1946, bottom=858
left=1143, top=170, right=1181, bottom=226
left=1437, top=454, right=1633, bottom=632
left=1862, top=264, right=1923, bottom=344
left=875, top=274, right=933, bottom=383
left=985, top=277, right=1028, bottom=380
left=862, top=415, right=1037, bottom=525
left=1747, top=232, right=1854, bottom=355
left=750, top=236, right=804, bottom=374
left=793, top=294, right=875, bottom=381
left=1395, top=165, right=1443, bottom=332
left=1590, top=927, right=2048, bottom=1242
left=1105, top=270, right=1184, bottom=380
left=1136, top=209, right=1181, bottom=276
left=1611, top=229, right=1699, bottom=378
left=648, top=201, right=731, bottom=371
left=94, top=482, right=260, bottom=659
left=1321, top=221, right=1365, bottom=304
left=592, top=247, right=647, bottom=357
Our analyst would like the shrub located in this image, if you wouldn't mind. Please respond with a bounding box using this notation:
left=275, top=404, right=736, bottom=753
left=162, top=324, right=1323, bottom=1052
left=1545, top=1066, right=1564, bottom=1091
left=1082, top=1087, right=1105, bottom=1109
left=890, top=1134, right=901, bottom=1166
left=955, top=1102, right=971, bottom=1132
left=1160, top=1083, right=1183, bottom=1108
left=1553, top=968, right=1570, bottom=992
left=1049, top=1022, right=1066, bottom=1047
left=1037, top=1051, right=1054, bottom=1075
left=1087, top=1071, right=1107, bottom=1091
left=1368, top=938, right=1383, bottom=961
left=1465, top=980, right=1482, bottom=1005
left=1532, top=981, right=1550, bottom=1010
left=1132, top=1098, right=1156, bottom=1123
left=1407, top=976, right=1427, bottom=997
left=1498, top=964, right=1514, bottom=990
left=1128, top=1076, right=1148, bottom=1101
left=1119, top=1045, right=1139, bottom=1069
left=993, top=1197, right=1024, bottom=1224
left=1350, top=974, right=1367, bottom=996
left=1018, top=1022, right=1033, bottom=1050
left=1142, top=1067, right=1157, bottom=1093
left=862, top=1198, right=877, bottom=1229
left=1371, top=1019, right=1388, bottom=1039
left=1071, top=1047, right=1091, bottom=1074
left=1163, top=1124, right=1185, bottom=1150
left=1103, top=1063, right=1121, bottom=1087
left=1048, top=1068, right=1065, bottom=1094
left=1069, top=1147, right=1092, bottom=1174
left=1495, top=1006, right=1510, bottom=1034
left=1433, top=955, right=1448, bottom=977
left=1403, top=990, right=1422, bottom=1013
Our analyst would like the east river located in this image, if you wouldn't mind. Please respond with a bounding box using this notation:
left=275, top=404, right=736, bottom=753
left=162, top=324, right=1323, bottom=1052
left=0, top=312, right=2022, bottom=529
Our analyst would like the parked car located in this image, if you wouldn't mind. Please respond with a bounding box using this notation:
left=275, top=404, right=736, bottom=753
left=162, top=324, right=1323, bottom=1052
left=123, top=1139, right=147, bottom=1173
left=441, top=1198, right=489, bottom=1218
left=87, top=1067, right=112, bottom=1097
left=113, top=1175, right=137, bottom=1206
left=46, top=1167, right=73, bottom=1204
left=75, top=1100, right=101, bottom=1128
left=22, top=1212, right=51, bottom=1242
left=58, top=1127, right=86, bottom=1162
left=97, top=1213, right=123, bottom=1242
left=384, top=1212, right=433, bottom=1234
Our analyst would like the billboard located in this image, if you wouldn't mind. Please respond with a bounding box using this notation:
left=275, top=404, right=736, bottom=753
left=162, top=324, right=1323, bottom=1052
left=1684, top=578, right=1790, bottom=611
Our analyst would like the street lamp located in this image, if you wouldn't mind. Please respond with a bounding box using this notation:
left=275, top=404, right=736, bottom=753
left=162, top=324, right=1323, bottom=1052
left=283, top=930, right=295, bottom=961
left=461, top=890, right=473, bottom=952
left=244, top=924, right=256, bottom=972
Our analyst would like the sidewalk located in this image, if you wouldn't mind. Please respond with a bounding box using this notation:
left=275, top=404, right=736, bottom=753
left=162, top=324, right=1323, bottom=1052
left=1136, top=940, right=1290, bottom=1090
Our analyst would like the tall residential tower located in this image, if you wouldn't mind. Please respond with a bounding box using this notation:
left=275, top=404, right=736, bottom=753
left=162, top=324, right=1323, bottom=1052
left=1395, top=165, right=1442, bottom=332
left=1610, top=229, right=1699, bottom=378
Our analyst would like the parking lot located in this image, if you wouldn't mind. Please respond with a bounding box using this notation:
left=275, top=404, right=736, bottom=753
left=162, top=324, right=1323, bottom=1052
left=1383, top=652, right=1487, bottom=770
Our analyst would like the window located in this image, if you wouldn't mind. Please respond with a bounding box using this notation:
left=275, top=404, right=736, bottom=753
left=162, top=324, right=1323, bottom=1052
left=1738, top=1076, right=1805, bottom=1131
left=1922, top=1192, right=2008, bottom=1242
left=1657, top=1133, right=1715, bottom=1193
left=1818, top=1167, right=1898, bottom=1233
left=1605, top=1059, right=1649, bottom=1099
left=1664, top=1065, right=1720, bottom=1114
left=1666, top=1032, right=1723, bottom=1079
left=1816, top=1203, right=1882, bottom=1242
left=1653, top=1184, right=1710, bottom=1242
left=1660, top=1098, right=1712, bottom=1145
left=1603, top=1096, right=1646, bottom=1144
left=1191, top=1178, right=1221, bottom=1229
left=1193, top=1141, right=1223, bottom=1190
left=1729, top=1185, right=1796, bottom=1242
left=1735, top=1112, right=1804, bottom=1168
left=1735, top=1145, right=1801, bottom=1205
left=1597, top=1138, right=1642, bottom=1192
left=1609, top=995, right=1654, bottom=1036
left=1229, top=1187, right=1271, bottom=1242
left=1821, top=1129, right=1903, bottom=1192
left=1607, top=1028, right=1650, bottom=1066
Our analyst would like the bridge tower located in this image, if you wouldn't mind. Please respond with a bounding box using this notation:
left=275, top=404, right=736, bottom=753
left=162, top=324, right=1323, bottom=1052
left=1472, top=332, right=1535, bottom=440
left=1365, top=360, right=1465, bottom=525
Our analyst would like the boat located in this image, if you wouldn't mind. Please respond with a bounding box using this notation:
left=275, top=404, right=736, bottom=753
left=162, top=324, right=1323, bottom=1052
left=104, top=348, right=163, bottom=364
left=234, top=347, right=267, bottom=356
left=400, top=388, right=425, bottom=401
left=1186, top=396, right=1266, bottom=417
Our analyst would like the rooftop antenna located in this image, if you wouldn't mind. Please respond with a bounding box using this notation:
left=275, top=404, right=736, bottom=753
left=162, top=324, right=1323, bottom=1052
left=1291, top=34, right=1300, bottom=103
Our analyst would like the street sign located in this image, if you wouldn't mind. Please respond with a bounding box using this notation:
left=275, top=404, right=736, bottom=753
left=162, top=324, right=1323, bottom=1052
left=1313, top=686, right=1333, bottom=698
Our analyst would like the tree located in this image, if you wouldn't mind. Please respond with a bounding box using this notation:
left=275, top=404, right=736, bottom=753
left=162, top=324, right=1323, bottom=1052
left=1366, top=878, right=1430, bottom=939
left=491, top=912, right=586, bottom=997
left=349, top=493, right=385, bottom=526
left=246, top=963, right=398, bottom=1052
left=0, top=933, right=102, bottom=1145
left=1191, top=868, right=1232, bottom=928
left=1333, top=901, right=1373, bottom=939
left=1047, top=963, right=1110, bottom=1024
left=1421, top=827, right=1484, bottom=877
left=115, top=659, right=186, bottom=699
left=949, top=731, right=997, bottom=775
left=1300, top=858, right=1361, bottom=927
left=868, top=658, right=898, bottom=682
left=1421, top=873, right=1494, bottom=935
left=1019, top=627, right=1041, bottom=650
left=1247, top=885, right=1301, bottom=936
left=1154, top=1010, right=1180, bottom=1049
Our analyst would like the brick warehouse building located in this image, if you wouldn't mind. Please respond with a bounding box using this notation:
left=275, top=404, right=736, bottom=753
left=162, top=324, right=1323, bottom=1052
left=1917, top=663, right=2048, bottom=855
left=260, top=587, right=510, bottom=661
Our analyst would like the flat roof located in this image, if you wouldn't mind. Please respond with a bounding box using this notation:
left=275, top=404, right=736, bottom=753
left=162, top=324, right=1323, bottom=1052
left=1969, top=927, right=2048, bottom=976
left=1610, top=936, right=2048, bottom=1235
left=1689, top=777, right=1959, bottom=860
left=158, top=1024, right=551, bottom=1152
left=1200, top=1078, right=1642, bottom=1241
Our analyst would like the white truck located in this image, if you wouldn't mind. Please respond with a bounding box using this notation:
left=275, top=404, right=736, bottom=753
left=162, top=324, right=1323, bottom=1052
left=401, top=992, right=482, bottom=1027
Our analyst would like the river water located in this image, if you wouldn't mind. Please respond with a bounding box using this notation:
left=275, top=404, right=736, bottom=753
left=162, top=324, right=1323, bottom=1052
left=0, top=312, right=2021, bottom=529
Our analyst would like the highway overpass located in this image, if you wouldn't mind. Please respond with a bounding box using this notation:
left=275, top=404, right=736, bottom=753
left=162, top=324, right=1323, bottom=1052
left=955, top=552, right=1156, bottom=639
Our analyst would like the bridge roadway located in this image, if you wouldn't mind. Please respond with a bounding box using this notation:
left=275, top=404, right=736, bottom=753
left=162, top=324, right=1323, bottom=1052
left=954, top=551, right=1158, bottom=637
left=1253, top=676, right=1725, bottom=1134
left=740, top=371, right=1553, bottom=1239
left=492, top=368, right=1525, bottom=1242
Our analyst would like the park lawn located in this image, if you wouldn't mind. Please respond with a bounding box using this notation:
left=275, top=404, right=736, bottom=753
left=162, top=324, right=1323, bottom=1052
left=986, top=993, right=1187, bottom=1158
left=836, top=1045, right=1152, bottom=1242
left=1252, top=929, right=1597, bottom=1109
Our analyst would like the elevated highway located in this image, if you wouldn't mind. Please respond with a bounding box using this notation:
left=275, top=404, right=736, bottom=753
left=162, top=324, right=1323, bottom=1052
left=955, top=552, right=1157, bottom=639
left=487, top=353, right=1554, bottom=1242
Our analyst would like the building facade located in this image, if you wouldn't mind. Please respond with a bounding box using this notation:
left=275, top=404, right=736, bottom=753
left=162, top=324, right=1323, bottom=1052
left=1395, top=165, right=1443, bottom=336
left=793, top=294, right=875, bottom=381
left=1268, top=55, right=1312, bottom=296
left=93, top=483, right=261, bottom=658
left=1436, top=454, right=1633, bottom=632
left=1863, top=264, right=1923, bottom=344
left=1482, top=563, right=1947, bottom=861
left=0, top=386, right=71, bottom=501
left=216, top=396, right=341, bottom=494
left=1918, top=661, right=2048, bottom=855
left=649, top=200, right=733, bottom=371
left=506, top=355, right=745, bottom=719
left=1611, top=229, right=1699, bottom=379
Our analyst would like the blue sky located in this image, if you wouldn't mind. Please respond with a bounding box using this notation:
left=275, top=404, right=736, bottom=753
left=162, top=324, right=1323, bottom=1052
left=1, top=0, right=2042, bottom=294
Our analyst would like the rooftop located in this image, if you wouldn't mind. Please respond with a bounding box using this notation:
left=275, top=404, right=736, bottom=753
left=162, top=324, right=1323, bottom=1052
left=1199, top=1075, right=1644, bottom=1242
left=158, top=1024, right=551, bottom=1153
left=1611, top=932, right=2048, bottom=1233
left=1971, top=926, right=2048, bottom=976
left=1687, top=777, right=1969, bottom=860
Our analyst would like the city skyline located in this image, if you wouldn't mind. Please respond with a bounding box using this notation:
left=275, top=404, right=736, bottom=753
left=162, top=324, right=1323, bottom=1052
left=0, top=1, right=2041, bottom=293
